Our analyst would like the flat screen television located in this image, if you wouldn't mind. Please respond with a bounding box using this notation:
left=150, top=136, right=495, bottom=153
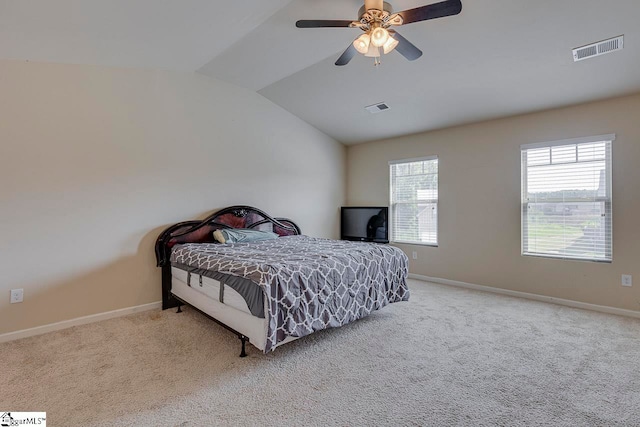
left=341, top=206, right=389, bottom=243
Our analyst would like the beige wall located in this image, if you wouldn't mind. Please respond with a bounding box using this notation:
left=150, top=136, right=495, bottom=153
left=347, top=93, right=640, bottom=312
left=0, top=60, right=345, bottom=334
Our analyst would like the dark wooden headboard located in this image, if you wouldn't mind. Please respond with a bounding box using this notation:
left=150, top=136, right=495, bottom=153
left=154, top=205, right=301, bottom=268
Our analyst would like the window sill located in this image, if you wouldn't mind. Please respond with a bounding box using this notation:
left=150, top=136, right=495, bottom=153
left=392, top=241, right=438, bottom=248
left=522, top=253, right=612, bottom=263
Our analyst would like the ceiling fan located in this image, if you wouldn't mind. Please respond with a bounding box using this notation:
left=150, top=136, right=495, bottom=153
left=296, top=0, right=462, bottom=66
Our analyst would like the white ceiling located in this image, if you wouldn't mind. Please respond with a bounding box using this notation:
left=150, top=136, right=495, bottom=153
left=2, top=0, right=640, bottom=144
left=0, top=0, right=291, bottom=71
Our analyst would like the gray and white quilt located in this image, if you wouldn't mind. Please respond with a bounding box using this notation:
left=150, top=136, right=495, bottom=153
left=170, top=235, right=410, bottom=352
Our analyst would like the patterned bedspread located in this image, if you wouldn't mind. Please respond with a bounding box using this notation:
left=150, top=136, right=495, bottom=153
left=170, top=235, right=410, bottom=352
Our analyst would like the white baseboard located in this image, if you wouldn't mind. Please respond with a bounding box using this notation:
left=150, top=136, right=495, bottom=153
left=409, top=273, right=640, bottom=319
left=0, top=301, right=162, bottom=343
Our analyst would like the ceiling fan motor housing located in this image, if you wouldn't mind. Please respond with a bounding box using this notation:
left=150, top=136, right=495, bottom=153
left=358, top=1, right=394, bottom=19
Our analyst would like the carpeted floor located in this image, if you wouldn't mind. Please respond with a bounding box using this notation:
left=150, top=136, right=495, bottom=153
left=3, top=279, right=640, bottom=426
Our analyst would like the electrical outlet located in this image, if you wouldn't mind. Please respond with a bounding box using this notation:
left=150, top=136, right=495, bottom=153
left=10, top=289, right=24, bottom=303
left=622, top=275, right=633, bottom=287
left=412, top=251, right=418, bottom=260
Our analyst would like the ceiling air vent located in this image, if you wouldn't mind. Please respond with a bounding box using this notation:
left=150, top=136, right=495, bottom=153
left=365, top=102, right=390, bottom=114
left=573, top=35, right=624, bottom=62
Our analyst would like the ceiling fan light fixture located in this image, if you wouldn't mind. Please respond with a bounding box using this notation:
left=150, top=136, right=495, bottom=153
left=364, top=43, right=381, bottom=58
left=353, top=34, right=371, bottom=54
left=370, top=27, right=389, bottom=47
left=382, top=34, right=399, bottom=54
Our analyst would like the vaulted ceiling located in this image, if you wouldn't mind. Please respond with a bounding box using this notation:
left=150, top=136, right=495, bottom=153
left=2, top=0, right=640, bottom=144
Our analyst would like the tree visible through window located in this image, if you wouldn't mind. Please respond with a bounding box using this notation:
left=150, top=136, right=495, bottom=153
left=390, top=157, right=438, bottom=245
left=521, top=135, right=613, bottom=262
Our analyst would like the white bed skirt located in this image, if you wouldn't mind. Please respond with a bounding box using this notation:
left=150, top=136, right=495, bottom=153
left=171, top=276, right=298, bottom=352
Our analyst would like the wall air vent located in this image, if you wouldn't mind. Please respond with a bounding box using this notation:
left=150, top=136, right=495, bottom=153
left=573, top=35, right=624, bottom=62
left=365, top=102, right=390, bottom=114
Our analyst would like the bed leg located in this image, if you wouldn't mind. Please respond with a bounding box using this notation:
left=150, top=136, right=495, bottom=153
left=239, top=335, right=248, bottom=358
left=176, top=304, right=182, bottom=313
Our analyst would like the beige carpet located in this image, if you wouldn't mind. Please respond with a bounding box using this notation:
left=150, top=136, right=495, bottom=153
left=3, top=279, right=640, bottom=426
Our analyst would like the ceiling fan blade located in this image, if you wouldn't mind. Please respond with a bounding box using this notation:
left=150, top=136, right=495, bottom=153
left=296, top=20, right=355, bottom=28
left=395, top=0, right=462, bottom=25
left=335, top=43, right=358, bottom=66
left=390, top=31, right=423, bottom=61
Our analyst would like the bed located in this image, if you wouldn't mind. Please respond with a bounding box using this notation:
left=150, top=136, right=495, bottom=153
left=155, top=206, right=410, bottom=356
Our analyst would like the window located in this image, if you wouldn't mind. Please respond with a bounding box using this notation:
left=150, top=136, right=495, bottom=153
left=521, top=135, right=613, bottom=262
left=390, top=157, right=438, bottom=245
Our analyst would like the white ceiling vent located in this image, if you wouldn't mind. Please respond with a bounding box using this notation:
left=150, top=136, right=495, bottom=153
left=365, top=102, right=390, bottom=114
left=573, top=35, right=624, bottom=62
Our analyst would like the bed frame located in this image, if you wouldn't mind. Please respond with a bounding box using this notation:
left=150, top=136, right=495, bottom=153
left=155, top=206, right=301, bottom=356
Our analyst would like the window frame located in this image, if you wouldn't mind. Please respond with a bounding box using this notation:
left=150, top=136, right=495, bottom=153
left=520, top=134, right=614, bottom=263
left=389, top=155, right=439, bottom=247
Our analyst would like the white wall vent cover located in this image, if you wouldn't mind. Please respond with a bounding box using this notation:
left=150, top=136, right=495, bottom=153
left=365, top=102, right=390, bottom=114
left=573, top=35, right=624, bottom=62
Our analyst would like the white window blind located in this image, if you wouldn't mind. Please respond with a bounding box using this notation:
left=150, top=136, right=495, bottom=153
left=521, top=135, right=613, bottom=262
left=390, top=157, right=438, bottom=245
